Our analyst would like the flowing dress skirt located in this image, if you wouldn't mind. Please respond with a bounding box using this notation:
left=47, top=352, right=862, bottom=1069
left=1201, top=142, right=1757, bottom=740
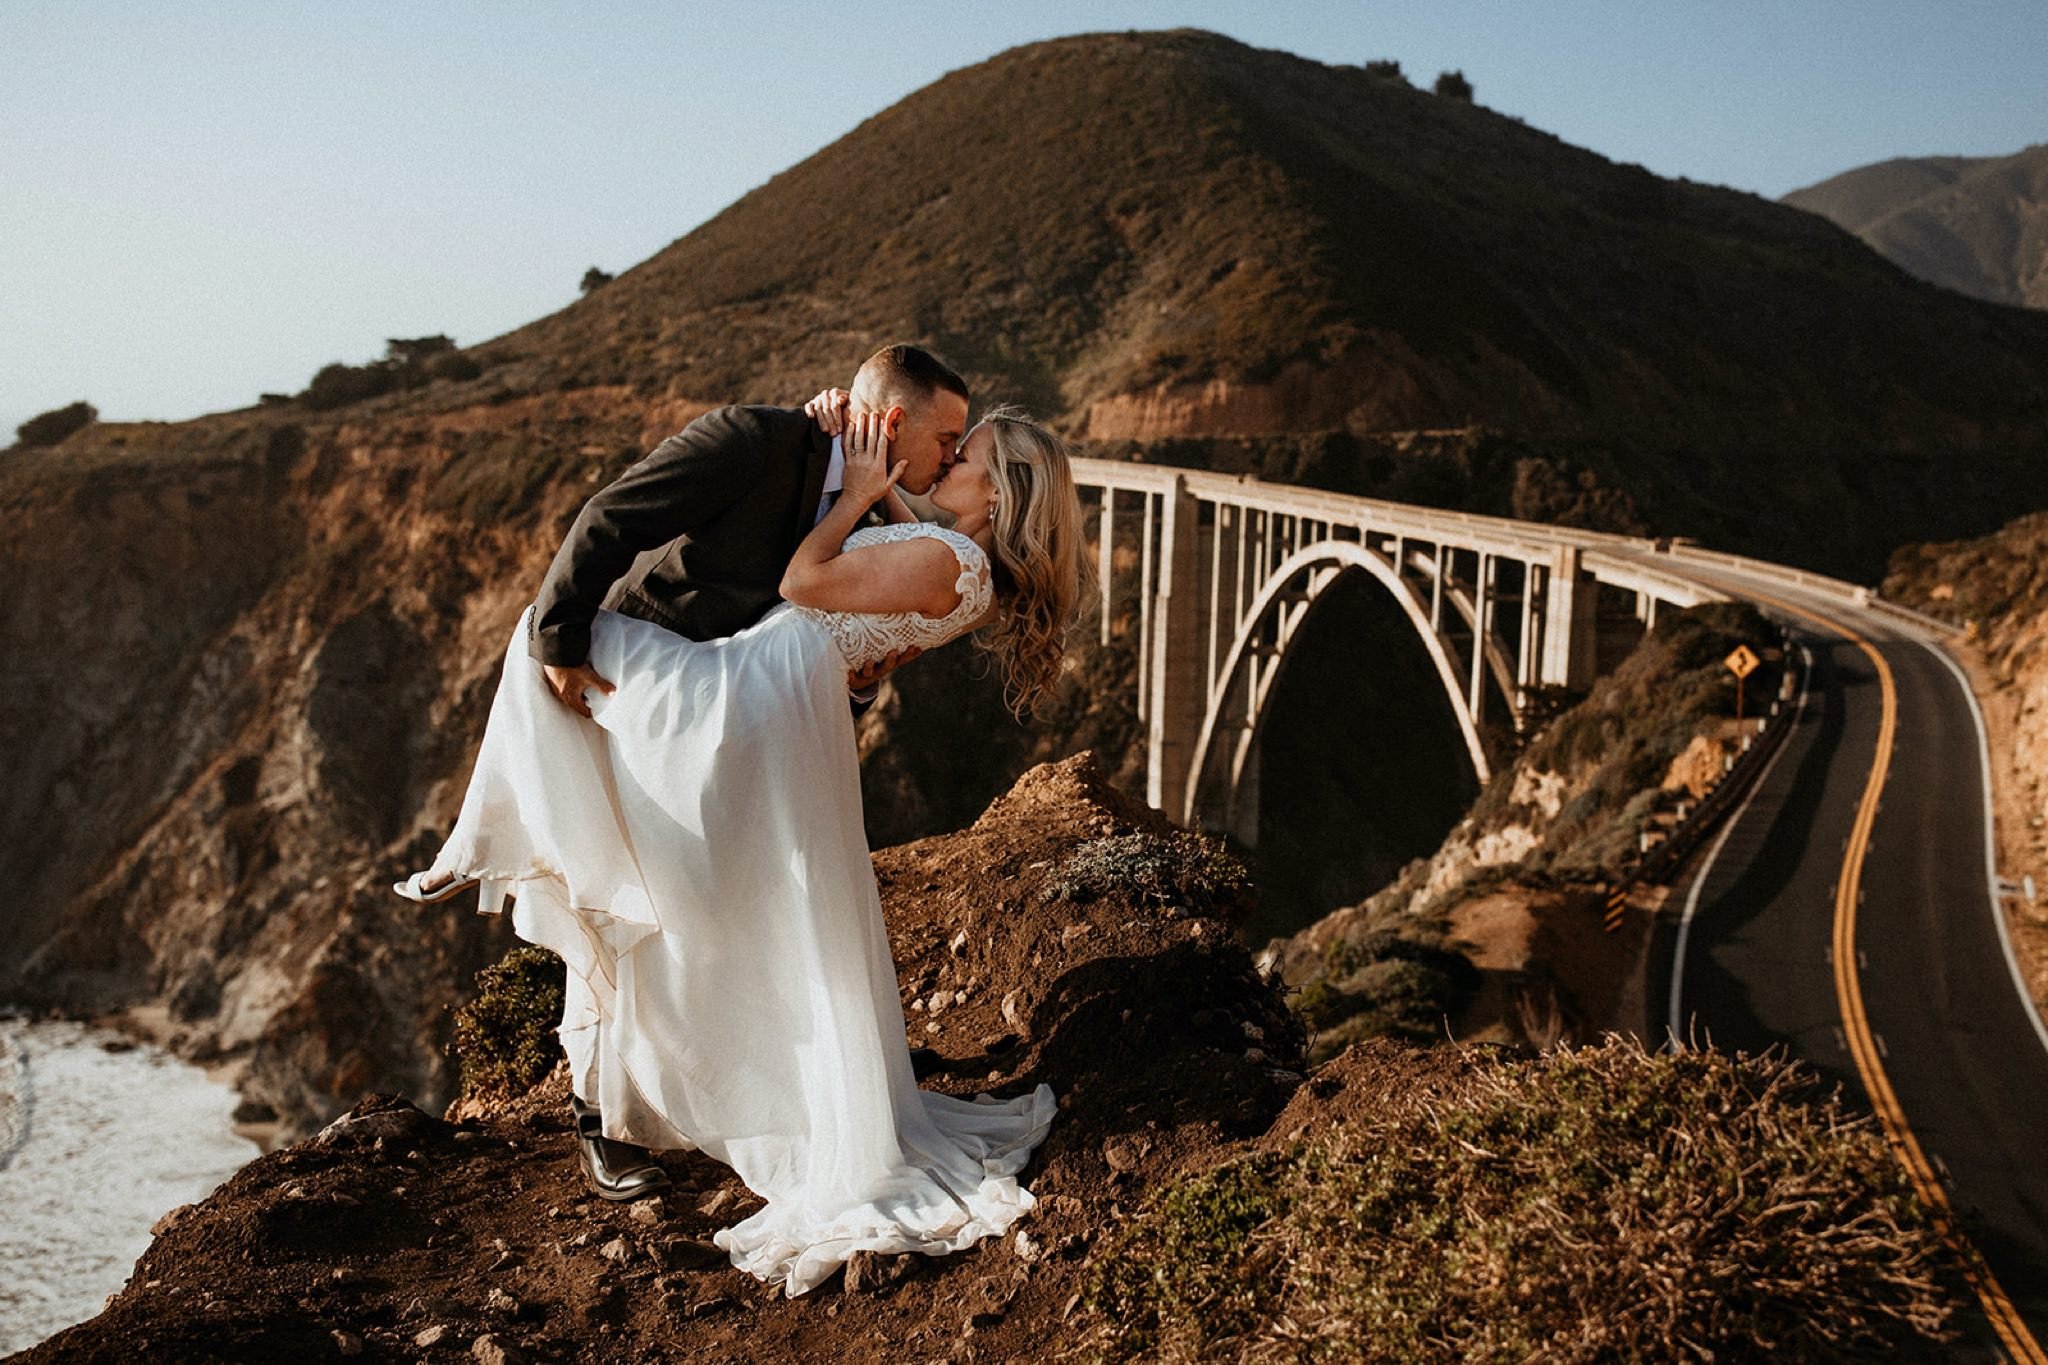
left=423, top=604, right=1055, bottom=1295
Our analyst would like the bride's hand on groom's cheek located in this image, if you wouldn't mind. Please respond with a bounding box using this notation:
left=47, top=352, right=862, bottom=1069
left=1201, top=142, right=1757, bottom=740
left=843, top=411, right=905, bottom=505
left=805, top=388, right=851, bottom=434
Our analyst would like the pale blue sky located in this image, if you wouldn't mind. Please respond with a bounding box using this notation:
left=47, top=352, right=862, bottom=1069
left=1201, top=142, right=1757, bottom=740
left=4, top=1, right=2043, bottom=440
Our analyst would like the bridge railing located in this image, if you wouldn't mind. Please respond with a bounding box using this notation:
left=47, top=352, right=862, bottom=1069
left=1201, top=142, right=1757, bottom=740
left=1072, top=456, right=1958, bottom=635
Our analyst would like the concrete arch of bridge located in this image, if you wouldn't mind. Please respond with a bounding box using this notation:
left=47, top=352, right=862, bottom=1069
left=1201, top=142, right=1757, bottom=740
left=1183, top=539, right=1492, bottom=830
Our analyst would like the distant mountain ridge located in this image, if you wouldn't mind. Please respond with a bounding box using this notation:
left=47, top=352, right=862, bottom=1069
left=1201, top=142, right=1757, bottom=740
left=1783, top=145, right=2048, bottom=309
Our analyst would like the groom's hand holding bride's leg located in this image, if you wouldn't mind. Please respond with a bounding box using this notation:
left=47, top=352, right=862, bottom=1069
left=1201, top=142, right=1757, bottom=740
left=542, top=662, right=616, bottom=719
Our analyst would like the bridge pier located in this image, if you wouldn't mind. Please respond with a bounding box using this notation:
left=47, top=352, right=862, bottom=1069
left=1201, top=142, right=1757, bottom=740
left=1145, top=476, right=1206, bottom=820
left=1518, top=559, right=1545, bottom=696
left=1539, top=545, right=1599, bottom=689
left=1469, top=552, right=1493, bottom=723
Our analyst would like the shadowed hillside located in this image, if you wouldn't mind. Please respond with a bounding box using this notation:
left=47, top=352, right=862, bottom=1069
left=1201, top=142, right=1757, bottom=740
left=1784, top=145, right=2048, bottom=310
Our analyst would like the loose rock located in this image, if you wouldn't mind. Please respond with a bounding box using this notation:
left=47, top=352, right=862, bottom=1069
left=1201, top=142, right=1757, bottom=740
left=471, top=1333, right=526, bottom=1365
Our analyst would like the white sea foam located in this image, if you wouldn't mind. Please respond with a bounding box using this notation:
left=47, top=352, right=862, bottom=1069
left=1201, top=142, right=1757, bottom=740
left=0, top=1017, right=257, bottom=1354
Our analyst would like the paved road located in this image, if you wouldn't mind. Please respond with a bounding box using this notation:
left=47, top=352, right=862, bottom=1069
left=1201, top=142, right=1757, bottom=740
left=1644, top=565, right=2048, bottom=1354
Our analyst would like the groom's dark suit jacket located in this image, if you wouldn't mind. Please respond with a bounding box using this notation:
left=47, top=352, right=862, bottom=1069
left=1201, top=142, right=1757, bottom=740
left=529, top=405, right=834, bottom=668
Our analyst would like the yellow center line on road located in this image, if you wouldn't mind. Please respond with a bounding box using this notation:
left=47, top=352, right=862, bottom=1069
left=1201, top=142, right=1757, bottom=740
left=1737, top=584, right=2045, bottom=1364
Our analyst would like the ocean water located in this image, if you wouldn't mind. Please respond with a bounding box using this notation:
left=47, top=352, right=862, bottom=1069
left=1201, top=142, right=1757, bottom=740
left=0, top=1016, right=259, bottom=1354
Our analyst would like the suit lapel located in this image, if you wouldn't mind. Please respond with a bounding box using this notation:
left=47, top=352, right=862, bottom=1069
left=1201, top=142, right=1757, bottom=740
left=792, top=422, right=833, bottom=544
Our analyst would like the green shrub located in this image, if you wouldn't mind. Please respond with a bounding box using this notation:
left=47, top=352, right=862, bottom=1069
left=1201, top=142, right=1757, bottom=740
left=1084, top=1039, right=1959, bottom=1360
left=1293, top=929, right=1479, bottom=1048
left=302, top=361, right=398, bottom=411
left=426, top=351, right=484, bottom=382
left=295, top=335, right=483, bottom=410
left=1434, top=68, right=1474, bottom=101
left=580, top=266, right=615, bottom=294
left=449, top=945, right=567, bottom=1103
left=15, top=400, right=96, bottom=447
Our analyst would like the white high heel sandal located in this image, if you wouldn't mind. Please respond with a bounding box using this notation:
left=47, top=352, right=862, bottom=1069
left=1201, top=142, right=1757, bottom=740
left=392, top=871, right=510, bottom=916
left=392, top=870, right=479, bottom=904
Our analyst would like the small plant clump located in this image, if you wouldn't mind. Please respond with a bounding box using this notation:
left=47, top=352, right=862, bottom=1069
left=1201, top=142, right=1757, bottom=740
left=449, top=945, right=567, bottom=1104
left=1293, top=929, right=1480, bottom=1047
left=14, top=399, right=97, bottom=448
left=296, top=334, right=485, bottom=411
left=1041, top=830, right=1253, bottom=922
left=1083, top=1038, right=1960, bottom=1361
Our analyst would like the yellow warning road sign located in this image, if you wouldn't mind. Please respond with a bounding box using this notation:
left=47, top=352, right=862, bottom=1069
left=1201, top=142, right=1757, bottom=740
left=1725, top=644, right=1760, bottom=680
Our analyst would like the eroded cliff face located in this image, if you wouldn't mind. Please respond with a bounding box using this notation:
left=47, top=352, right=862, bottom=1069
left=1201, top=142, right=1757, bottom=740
left=0, top=403, right=638, bottom=1133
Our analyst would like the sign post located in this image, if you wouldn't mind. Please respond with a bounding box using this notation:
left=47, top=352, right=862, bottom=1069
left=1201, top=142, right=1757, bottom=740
left=1725, top=644, right=1760, bottom=724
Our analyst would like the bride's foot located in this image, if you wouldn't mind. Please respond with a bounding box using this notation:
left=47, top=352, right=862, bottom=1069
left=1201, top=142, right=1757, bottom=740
left=392, top=870, right=478, bottom=904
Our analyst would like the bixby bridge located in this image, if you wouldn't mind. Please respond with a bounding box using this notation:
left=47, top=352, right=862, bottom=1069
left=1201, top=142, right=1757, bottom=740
left=1075, top=458, right=1751, bottom=837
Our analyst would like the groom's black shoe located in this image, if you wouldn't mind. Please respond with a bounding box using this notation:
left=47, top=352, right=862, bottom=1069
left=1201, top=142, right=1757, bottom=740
left=908, top=1047, right=943, bottom=1080
left=570, top=1096, right=670, bottom=1202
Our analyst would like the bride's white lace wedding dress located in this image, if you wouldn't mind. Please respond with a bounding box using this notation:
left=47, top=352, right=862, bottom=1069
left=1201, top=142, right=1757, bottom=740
left=418, top=521, right=1055, bottom=1296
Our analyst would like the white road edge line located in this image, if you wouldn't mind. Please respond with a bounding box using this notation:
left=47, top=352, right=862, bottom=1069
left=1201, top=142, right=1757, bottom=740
left=1667, top=641, right=1816, bottom=1049
left=1918, top=637, right=2048, bottom=1059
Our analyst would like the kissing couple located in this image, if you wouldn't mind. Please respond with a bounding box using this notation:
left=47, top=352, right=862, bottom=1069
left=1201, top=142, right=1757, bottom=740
left=395, top=344, right=1090, bottom=1296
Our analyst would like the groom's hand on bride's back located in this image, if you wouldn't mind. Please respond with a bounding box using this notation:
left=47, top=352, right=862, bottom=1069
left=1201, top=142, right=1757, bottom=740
left=542, top=662, right=616, bottom=719
left=848, top=646, right=920, bottom=695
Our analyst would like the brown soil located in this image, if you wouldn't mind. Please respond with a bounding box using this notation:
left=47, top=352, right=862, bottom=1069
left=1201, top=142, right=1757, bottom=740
left=17, top=755, right=1321, bottom=1364
left=1444, top=881, right=1658, bottom=1049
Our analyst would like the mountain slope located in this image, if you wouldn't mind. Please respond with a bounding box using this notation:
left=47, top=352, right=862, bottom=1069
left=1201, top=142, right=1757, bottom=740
left=1784, top=145, right=2048, bottom=309
left=465, top=29, right=2048, bottom=465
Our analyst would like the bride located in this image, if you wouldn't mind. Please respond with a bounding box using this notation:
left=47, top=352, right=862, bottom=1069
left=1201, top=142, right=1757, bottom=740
left=397, top=399, right=1088, bottom=1296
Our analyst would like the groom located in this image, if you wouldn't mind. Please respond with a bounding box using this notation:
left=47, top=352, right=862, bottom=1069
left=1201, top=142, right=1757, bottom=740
left=526, top=341, right=971, bottom=1200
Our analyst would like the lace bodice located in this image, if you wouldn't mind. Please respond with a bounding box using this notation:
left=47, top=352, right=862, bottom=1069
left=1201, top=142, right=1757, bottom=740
left=793, top=522, right=995, bottom=673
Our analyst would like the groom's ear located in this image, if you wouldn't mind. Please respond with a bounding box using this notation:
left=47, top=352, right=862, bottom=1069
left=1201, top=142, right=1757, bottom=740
left=882, top=405, right=905, bottom=440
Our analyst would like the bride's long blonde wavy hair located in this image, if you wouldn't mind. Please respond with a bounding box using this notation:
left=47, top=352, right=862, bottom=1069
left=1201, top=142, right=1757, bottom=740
left=974, top=406, right=1092, bottom=719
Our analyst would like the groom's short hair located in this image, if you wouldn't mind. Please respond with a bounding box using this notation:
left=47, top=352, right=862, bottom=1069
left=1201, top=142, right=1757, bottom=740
left=853, top=343, right=969, bottom=412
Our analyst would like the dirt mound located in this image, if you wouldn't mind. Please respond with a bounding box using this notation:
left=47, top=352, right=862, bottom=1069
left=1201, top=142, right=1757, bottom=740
left=21, top=754, right=1306, bottom=1362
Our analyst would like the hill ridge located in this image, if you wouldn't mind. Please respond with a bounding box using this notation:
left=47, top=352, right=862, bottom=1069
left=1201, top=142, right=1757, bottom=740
left=1783, top=143, right=2048, bottom=308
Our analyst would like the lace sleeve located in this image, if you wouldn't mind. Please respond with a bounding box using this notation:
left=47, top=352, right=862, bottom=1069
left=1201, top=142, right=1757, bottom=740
left=794, top=522, right=997, bottom=672
left=929, top=526, right=994, bottom=624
